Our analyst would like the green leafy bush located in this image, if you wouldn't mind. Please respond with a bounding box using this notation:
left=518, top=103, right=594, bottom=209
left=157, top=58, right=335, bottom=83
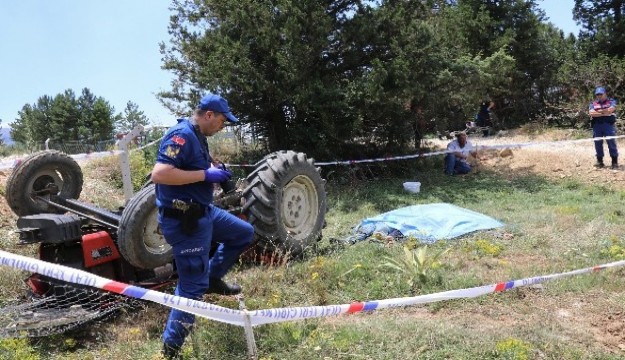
left=465, top=239, right=504, bottom=257
left=0, top=338, right=40, bottom=360
left=494, top=338, right=531, bottom=360
left=85, top=150, right=152, bottom=192
left=380, top=245, right=449, bottom=288
left=600, top=236, right=625, bottom=260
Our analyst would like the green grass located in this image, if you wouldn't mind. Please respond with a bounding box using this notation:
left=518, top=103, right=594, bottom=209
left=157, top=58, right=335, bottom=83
left=3, top=159, right=625, bottom=359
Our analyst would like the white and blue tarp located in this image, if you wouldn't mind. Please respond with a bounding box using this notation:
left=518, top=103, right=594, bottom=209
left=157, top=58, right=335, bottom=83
left=346, top=203, right=504, bottom=244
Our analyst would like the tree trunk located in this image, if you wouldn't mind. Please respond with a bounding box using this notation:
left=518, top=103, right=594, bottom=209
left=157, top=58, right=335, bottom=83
left=267, top=110, right=289, bottom=152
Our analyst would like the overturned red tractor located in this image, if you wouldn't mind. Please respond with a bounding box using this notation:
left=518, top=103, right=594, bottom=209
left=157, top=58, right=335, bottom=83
left=3, top=150, right=326, bottom=330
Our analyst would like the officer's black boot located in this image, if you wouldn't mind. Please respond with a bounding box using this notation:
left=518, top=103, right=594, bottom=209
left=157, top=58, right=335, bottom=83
left=206, top=278, right=242, bottom=295
left=594, top=157, right=605, bottom=168
left=612, top=157, right=619, bottom=170
left=162, top=343, right=181, bottom=360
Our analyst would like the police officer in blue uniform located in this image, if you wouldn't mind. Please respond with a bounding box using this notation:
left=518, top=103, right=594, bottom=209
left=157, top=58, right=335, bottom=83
left=589, top=86, right=619, bottom=169
left=151, top=93, right=255, bottom=359
left=475, top=98, right=494, bottom=137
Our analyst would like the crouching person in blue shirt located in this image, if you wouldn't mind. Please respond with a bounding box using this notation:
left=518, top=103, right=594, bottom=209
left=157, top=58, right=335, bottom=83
left=444, top=132, right=478, bottom=176
left=151, top=93, right=255, bottom=359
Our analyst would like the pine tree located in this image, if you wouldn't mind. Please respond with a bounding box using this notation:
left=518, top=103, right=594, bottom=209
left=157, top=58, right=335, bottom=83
left=574, top=0, right=625, bottom=57
left=0, top=118, right=5, bottom=147
left=10, top=89, right=118, bottom=147
left=158, top=0, right=447, bottom=156
left=116, top=101, right=149, bottom=133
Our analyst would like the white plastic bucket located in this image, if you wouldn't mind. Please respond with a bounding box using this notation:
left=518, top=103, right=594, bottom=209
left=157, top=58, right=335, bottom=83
left=403, top=181, right=421, bottom=193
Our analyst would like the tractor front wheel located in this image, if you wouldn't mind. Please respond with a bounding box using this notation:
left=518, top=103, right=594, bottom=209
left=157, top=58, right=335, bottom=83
left=117, top=184, right=172, bottom=269
left=242, top=151, right=327, bottom=256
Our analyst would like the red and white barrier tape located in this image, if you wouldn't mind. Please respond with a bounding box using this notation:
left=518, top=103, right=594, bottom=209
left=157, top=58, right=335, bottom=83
left=0, top=249, right=622, bottom=327
left=2, top=134, right=623, bottom=171
left=226, top=134, right=625, bottom=167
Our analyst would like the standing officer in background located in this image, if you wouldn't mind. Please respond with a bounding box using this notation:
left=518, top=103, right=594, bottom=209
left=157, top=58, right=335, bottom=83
left=589, top=86, right=619, bottom=169
left=475, top=97, right=495, bottom=137
left=151, top=93, right=255, bottom=359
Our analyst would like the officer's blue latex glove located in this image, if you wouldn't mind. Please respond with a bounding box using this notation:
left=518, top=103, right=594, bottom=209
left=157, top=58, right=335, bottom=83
left=204, top=168, right=231, bottom=183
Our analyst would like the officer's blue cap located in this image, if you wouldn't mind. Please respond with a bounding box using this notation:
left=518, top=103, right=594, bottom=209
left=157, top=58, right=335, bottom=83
left=198, top=94, right=238, bottom=123
left=595, top=87, right=606, bottom=95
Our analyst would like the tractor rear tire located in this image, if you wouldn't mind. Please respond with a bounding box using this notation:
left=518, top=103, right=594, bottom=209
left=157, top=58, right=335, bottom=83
left=117, top=184, right=172, bottom=269
left=5, top=150, right=83, bottom=216
left=242, top=151, right=327, bottom=256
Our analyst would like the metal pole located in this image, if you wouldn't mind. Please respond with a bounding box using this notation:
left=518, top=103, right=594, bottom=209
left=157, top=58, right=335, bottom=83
left=117, top=125, right=145, bottom=202
left=237, top=295, right=258, bottom=360
left=36, top=197, right=118, bottom=229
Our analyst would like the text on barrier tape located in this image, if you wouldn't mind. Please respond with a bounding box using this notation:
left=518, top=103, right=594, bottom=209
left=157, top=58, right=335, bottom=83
left=0, top=250, right=623, bottom=327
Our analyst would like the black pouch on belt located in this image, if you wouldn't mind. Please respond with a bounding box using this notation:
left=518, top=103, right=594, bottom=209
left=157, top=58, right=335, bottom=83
left=181, top=203, right=205, bottom=235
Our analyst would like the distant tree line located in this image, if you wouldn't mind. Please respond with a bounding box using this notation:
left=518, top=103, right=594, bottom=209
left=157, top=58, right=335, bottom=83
left=157, top=0, right=625, bottom=159
left=9, top=88, right=149, bottom=151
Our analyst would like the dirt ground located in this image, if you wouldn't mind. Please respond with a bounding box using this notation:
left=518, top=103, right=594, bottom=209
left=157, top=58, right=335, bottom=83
left=431, top=129, right=625, bottom=188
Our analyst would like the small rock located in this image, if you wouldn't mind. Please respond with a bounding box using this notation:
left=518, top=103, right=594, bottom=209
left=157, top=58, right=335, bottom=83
left=499, top=148, right=514, bottom=158
left=556, top=308, right=570, bottom=317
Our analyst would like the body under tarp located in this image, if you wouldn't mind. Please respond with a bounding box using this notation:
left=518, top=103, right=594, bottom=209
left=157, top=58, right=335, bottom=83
left=348, top=203, right=504, bottom=244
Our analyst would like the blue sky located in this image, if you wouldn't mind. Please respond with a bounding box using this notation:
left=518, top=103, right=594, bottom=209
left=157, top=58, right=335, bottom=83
left=0, top=0, right=580, bottom=132
left=539, top=0, right=580, bottom=36
left=0, top=0, right=174, bottom=127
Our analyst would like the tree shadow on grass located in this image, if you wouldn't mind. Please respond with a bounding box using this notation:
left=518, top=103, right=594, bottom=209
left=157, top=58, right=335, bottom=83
left=420, top=166, right=551, bottom=205
left=327, top=163, right=554, bottom=215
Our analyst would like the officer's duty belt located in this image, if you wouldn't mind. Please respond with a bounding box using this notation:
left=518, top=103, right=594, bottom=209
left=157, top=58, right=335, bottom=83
left=160, top=205, right=207, bottom=220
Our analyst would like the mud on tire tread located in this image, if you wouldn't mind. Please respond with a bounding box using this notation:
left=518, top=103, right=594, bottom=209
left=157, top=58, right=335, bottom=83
left=5, top=150, right=83, bottom=216
left=117, top=184, right=172, bottom=269
left=242, top=151, right=327, bottom=256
